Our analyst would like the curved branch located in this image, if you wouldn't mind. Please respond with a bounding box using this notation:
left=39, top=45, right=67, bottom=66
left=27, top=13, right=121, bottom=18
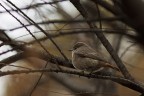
left=0, top=66, right=144, bottom=93
left=70, top=0, right=134, bottom=81
left=5, top=0, right=68, bottom=61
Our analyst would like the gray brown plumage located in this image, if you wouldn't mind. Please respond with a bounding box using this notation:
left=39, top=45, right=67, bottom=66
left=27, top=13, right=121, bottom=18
left=71, top=42, right=119, bottom=72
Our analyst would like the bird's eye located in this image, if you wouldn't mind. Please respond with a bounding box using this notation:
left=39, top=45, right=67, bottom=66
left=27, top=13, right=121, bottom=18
left=73, top=46, right=77, bottom=50
left=74, top=44, right=82, bottom=49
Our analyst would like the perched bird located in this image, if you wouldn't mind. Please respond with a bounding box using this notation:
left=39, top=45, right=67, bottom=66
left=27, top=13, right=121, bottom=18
left=70, top=42, right=119, bottom=73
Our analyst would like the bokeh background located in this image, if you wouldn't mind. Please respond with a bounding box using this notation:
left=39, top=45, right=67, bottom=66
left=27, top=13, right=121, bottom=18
left=0, top=0, right=144, bottom=96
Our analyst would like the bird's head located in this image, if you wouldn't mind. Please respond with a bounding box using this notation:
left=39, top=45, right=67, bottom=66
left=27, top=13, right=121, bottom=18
left=69, top=42, right=87, bottom=51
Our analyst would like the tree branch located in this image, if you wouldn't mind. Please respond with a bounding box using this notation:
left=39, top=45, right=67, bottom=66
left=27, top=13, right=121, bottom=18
left=70, top=0, right=134, bottom=81
left=0, top=66, right=143, bottom=93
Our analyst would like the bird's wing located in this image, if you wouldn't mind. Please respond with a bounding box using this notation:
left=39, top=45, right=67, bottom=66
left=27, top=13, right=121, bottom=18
left=75, top=51, right=108, bottom=62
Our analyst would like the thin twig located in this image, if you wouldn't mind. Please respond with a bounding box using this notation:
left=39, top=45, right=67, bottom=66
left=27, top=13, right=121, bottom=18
left=0, top=66, right=143, bottom=93
left=0, top=2, right=62, bottom=72
left=91, top=0, right=133, bottom=30
left=29, top=62, right=49, bottom=96
left=8, top=17, right=122, bottom=31
left=13, top=29, right=136, bottom=42
left=0, top=0, right=68, bottom=13
left=6, top=0, right=68, bottom=61
left=70, top=0, right=134, bottom=81
left=120, top=43, right=136, bottom=58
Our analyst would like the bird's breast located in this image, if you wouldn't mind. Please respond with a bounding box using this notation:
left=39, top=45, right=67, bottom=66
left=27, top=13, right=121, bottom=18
left=72, top=52, right=102, bottom=71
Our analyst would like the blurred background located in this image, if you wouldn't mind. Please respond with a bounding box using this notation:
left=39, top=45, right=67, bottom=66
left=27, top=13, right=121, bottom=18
left=0, top=0, right=144, bottom=96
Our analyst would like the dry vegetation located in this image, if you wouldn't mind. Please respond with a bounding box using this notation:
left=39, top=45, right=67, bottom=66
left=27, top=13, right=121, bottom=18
left=0, top=0, right=144, bottom=96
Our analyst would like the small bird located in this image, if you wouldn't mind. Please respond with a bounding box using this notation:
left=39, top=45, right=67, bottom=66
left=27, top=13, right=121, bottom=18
left=70, top=42, right=119, bottom=73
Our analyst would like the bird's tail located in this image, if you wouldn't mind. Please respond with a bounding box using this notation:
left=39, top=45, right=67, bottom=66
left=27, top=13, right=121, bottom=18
left=105, top=63, right=120, bottom=71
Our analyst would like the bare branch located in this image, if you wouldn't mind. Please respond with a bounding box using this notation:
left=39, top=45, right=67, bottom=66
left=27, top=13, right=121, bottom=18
left=70, top=0, right=134, bottom=81
left=5, top=0, right=68, bottom=61
left=0, top=0, right=68, bottom=13
left=0, top=66, right=143, bottom=93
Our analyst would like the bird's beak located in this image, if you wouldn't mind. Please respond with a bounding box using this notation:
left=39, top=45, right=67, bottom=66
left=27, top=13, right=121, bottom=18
left=68, top=49, right=73, bottom=51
